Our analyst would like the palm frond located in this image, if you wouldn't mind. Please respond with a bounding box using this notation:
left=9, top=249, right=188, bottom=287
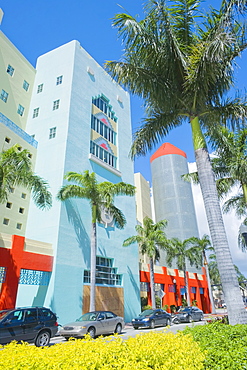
left=181, top=171, right=199, bottom=184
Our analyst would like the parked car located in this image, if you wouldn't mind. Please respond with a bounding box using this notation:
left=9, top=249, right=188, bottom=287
left=59, top=311, right=125, bottom=339
left=173, top=306, right=204, bottom=323
left=132, top=309, right=171, bottom=330
left=0, top=307, right=58, bottom=346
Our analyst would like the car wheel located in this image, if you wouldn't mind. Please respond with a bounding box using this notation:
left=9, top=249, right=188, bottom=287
left=115, top=323, right=122, bottom=334
left=150, top=320, right=155, bottom=329
left=133, top=326, right=139, bottom=330
left=188, top=315, right=192, bottom=323
left=166, top=318, right=171, bottom=326
left=87, top=326, right=96, bottom=339
left=35, top=331, right=50, bottom=347
left=173, top=317, right=180, bottom=324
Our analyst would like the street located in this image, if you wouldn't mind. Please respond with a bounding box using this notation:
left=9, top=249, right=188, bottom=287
left=50, top=320, right=207, bottom=345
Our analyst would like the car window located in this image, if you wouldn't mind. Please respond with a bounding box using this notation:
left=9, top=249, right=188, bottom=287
left=25, top=309, right=37, bottom=323
left=139, top=310, right=154, bottom=317
left=76, top=313, right=97, bottom=321
left=39, top=308, right=55, bottom=321
left=178, top=308, right=190, bottom=313
left=105, top=312, right=115, bottom=319
left=98, top=313, right=106, bottom=320
left=0, top=311, right=10, bottom=320
left=5, top=310, right=24, bottom=323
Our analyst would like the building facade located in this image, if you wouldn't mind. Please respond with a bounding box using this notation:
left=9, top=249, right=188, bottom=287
left=24, top=40, right=140, bottom=324
left=135, top=144, right=211, bottom=313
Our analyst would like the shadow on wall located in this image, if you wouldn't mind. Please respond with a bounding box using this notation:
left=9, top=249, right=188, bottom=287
left=64, top=199, right=90, bottom=267
left=32, top=284, right=50, bottom=307
left=124, top=266, right=141, bottom=320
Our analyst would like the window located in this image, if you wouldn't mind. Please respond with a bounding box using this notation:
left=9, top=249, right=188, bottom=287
left=0, top=89, right=8, bottom=103
left=5, top=137, right=10, bottom=143
left=19, top=208, right=24, bottom=214
left=33, top=108, right=39, bottom=118
left=28, top=153, right=32, bottom=159
left=37, top=84, right=43, bottom=93
left=21, top=193, right=26, bottom=199
left=56, top=75, right=63, bottom=85
left=92, top=95, right=118, bottom=122
left=91, top=115, right=116, bottom=145
left=6, top=64, right=14, bottom=76
left=17, top=104, right=25, bottom=116
left=6, top=202, right=12, bottom=209
left=49, top=127, right=56, bottom=139
left=23, top=80, right=29, bottom=91
left=53, top=99, right=60, bottom=110
left=17, top=146, right=22, bottom=151
left=19, top=269, right=51, bottom=286
left=84, top=256, right=122, bottom=286
left=3, top=218, right=9, bottom=225
left=90, top=141, right=117, bottom=168
left=16, top=223, right=22, bottom=230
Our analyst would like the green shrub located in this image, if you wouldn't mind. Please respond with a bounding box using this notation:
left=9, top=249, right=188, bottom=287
left=182, top=322, right=247, bottom=369
left=0, top=331, right=205, bottom=369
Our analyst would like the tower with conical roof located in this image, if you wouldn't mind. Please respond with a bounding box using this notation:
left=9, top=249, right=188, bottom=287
left=151, top=143, right=200, bottom=271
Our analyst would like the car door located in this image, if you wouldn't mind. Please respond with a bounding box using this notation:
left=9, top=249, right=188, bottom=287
left=0, top=309, right=25, bottom=344
left=105, top=311, right=118, bottom=333
left=95, top=312, right=107, bottom=335
left=154, top=310, right=165, bottom=326
left=22, top=308, right=39, bottom=341
left=191, top=308, right=199, bottom=321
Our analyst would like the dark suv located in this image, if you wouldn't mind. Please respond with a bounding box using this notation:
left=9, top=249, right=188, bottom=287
left=0, top=307, right=58, bottom=346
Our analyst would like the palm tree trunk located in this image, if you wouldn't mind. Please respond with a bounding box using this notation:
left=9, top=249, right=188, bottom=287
left=203, top=252, right=216, bottom=314
left=183, top=268, right=190, bottom=306
left=191, top=116, right=247, bottom=324
left=89, top=205, right=97, bottom=312
left=149, top=257, right=156, bottom=309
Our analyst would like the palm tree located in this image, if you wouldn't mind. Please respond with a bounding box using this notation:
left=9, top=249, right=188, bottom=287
left=190, top=235, right=216, bottom=314
left=105, top=0, right=247, bottom=324
left=0, top=145, right=52, bottom=209
left=183, top=127, right=247, bottom=250
left=123, top=217, right=168, bottom=309
left=57, top=170, right=135, bottom=311
left=165, top=237, right=202, bottom=306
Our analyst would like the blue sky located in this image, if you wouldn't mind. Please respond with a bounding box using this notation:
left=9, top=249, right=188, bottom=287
left=1, top=1, right=247, bottom=274
left=2, top=0, right=245, bottom=184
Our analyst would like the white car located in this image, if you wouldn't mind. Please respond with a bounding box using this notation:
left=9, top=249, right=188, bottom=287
left=59, top=311, right=125, bottom=339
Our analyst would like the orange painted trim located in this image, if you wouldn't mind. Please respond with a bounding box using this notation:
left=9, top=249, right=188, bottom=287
left=0, top=235, right=53, bottom=310
left=140, top=265, right=211, bottom=313
left=150, top=142, right=187, bottom=163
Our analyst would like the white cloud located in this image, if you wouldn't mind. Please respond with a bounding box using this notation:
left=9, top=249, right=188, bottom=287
left=188, top=162, right=247, bottom=277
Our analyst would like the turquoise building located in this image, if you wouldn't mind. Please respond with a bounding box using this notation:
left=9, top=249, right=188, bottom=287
left=24, top=40, right=141, bottom=324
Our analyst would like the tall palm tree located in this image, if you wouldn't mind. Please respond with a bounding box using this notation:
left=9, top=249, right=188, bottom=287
left=183, top=127, right=247, bottom=250
left=165, top=237, right=202, bottom=306
left=123, top=217, right=168, bottom=309
left=0, top=145, right=52, bottom=210
left=106, top=0, right=247, bottom=324
left=57, top=170, right=135, bottom=311
left=190, top=235, right=216, bottom=313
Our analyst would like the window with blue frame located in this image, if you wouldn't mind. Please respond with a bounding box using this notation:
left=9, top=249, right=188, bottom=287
left=92, top=94, right=117, bottom=122
left=84, top=256, right=122, bottom=286
left=19, top=269, right=51, bottom=286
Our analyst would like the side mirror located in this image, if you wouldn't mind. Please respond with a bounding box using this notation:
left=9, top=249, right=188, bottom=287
left=98, top=317, right=104, bottom=321
left=3, top=319, right=11, bottom=325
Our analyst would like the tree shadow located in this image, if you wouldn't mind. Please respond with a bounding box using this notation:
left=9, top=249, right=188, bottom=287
left=64, top=199, right=90, bottom=266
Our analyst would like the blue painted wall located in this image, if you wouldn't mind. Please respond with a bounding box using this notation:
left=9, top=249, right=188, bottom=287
left=25, top=41, right=140, bottom=324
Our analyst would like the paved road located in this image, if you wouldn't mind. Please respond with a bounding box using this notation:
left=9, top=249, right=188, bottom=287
left=50, top=320, right=206, bottom=345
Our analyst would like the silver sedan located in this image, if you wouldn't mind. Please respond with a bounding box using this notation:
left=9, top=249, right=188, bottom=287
left=59, top=311, right=125, bottom=339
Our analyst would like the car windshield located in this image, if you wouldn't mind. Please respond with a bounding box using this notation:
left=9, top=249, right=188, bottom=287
left=139, top=310, right=154, bottom=318
left=177, top=307, right=190, bottom=313
left=76, top=312, right=97, bottom=321
left=0, top=310, right=10, bottom=320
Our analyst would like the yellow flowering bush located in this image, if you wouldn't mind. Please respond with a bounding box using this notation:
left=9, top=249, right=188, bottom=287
left=0, top=331, right=205, bottom=370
